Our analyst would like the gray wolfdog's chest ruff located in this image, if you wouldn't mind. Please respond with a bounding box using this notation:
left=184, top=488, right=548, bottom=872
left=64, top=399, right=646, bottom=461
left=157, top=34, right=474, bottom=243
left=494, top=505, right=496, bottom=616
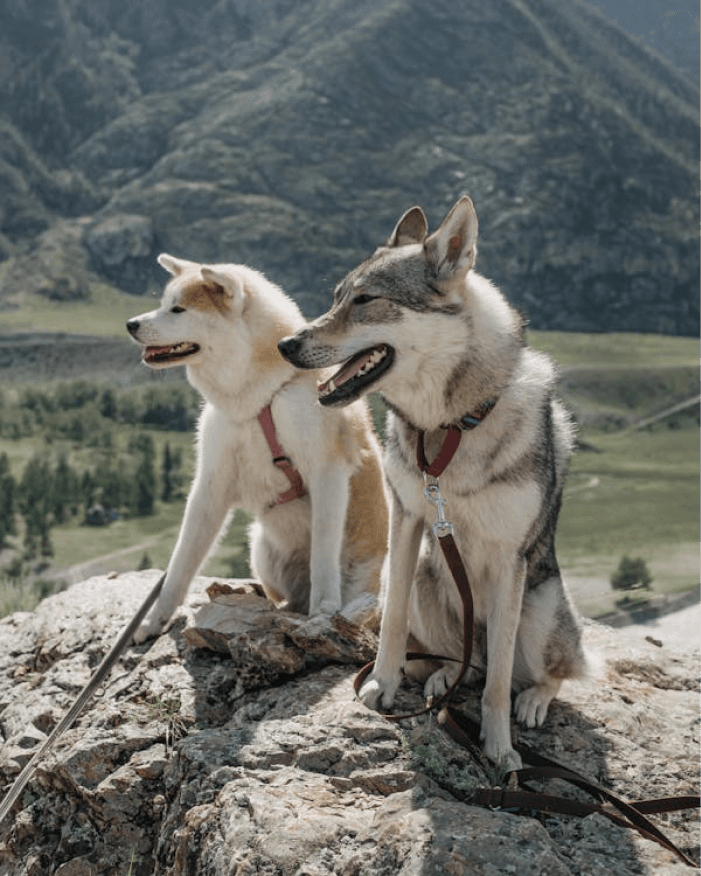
left=382, top=366, right=573, bottom=615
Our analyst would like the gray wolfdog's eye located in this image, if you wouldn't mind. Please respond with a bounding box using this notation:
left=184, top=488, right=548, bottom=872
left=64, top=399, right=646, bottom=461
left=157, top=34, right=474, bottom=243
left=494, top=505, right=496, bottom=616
left=170, top=305, right=186, bottom=314
left=352, top=294, right=375, bottom=306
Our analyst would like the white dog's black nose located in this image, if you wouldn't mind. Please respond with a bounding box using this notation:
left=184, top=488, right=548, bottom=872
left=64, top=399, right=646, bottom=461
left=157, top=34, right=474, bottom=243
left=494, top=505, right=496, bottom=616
left=126, top=318, right=140, bottom=338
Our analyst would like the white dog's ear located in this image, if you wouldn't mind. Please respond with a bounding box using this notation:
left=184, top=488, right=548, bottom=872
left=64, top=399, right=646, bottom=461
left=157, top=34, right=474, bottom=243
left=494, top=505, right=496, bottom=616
left=425, top=195, right=478, bottom=280
left=158, top=253, right=197, bottom=276
left=200, top=266, right=246, bottom=310
left=388, top=206, right=428, bottom=247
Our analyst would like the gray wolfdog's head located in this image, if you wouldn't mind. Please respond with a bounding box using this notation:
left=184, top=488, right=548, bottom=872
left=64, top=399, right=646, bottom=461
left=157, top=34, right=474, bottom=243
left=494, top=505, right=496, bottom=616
left=278, top=195, right=500, bottom=409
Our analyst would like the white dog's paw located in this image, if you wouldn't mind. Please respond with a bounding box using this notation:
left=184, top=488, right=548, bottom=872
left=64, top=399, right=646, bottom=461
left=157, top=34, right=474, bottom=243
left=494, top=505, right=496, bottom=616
left=309, top=596, right=342, bottom=617
left=514, top=684, right=555, bottom=728
left=133, top=613, right=169, bottom=644
left=358, top=670, right=402, bottom=711
left=423, top=663, right=462, bottom=702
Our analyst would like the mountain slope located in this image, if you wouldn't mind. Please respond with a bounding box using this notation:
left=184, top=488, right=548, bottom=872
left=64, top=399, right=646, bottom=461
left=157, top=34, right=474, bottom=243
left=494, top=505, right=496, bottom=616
left=0, top=0, right=698, bottom=332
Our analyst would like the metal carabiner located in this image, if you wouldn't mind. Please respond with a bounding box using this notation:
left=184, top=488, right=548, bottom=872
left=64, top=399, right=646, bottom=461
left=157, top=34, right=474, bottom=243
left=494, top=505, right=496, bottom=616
left=423, top=473, right=454, bottom=538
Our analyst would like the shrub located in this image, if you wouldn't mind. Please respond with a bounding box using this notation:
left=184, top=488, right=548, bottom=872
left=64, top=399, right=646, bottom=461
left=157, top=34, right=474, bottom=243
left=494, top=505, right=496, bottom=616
left=611, top=555, right=652, bottom=591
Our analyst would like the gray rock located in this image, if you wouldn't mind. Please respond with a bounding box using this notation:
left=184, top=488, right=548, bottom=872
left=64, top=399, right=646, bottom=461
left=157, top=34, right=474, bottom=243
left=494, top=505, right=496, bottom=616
left=0, top=571, right=698, bottom=875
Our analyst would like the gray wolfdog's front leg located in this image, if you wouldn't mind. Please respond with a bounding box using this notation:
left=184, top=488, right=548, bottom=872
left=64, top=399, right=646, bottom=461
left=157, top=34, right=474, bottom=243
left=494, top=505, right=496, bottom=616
left=479, top=550, right=527, bottom=771
left=359, top=505, right=423, bottom=709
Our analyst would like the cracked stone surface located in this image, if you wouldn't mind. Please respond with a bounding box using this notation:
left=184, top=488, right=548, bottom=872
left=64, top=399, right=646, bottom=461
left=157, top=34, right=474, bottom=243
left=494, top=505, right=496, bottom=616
left=0, top=571, right=698, bottom=875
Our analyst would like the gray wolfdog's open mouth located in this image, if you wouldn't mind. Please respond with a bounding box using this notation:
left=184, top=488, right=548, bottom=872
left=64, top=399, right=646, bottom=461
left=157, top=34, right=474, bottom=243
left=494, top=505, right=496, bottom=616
left=317, top=343, right=394, bottom=406
left=143, top=342, right=200, bottom=365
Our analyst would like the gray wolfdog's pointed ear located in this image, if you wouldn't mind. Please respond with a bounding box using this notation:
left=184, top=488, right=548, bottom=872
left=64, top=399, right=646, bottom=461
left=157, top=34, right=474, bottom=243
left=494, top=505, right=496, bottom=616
left=158, top=253, right=198, bottom=276
left=425, top=195, right=478, bottom=280
left=388, top=206, right=428, bottom=247
left=200, top=265, right=246, bottom=311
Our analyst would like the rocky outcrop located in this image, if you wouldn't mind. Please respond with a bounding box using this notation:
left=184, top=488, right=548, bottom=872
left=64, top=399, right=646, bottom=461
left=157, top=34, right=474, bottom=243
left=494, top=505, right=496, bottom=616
left=0, top=571, right=698, bottom=875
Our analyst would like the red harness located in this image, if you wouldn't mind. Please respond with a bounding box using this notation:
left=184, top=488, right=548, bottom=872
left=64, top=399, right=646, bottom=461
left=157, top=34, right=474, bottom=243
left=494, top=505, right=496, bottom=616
left=257, top=404, right=306, bottom=506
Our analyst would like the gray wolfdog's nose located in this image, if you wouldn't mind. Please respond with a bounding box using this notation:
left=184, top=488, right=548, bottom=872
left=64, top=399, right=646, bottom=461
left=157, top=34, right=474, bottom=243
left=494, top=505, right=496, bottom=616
left=126, top=318, right=140, bottom=338
left=278, top=334, right=302, bottom=363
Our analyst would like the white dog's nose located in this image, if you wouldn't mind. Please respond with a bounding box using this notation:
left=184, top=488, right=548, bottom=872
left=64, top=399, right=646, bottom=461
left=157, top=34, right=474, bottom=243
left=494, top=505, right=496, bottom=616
left=126, top=318, right=140, bottom=338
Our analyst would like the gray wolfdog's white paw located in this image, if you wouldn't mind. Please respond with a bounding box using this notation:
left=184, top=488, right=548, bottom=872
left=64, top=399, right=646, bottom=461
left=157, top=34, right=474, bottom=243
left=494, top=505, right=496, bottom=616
left=480, top=708, right=523, bottom=772
left=423, top=663, right=463, bottom=701
left=514, top=683, right=557, bottom=728
left=358, top=670, right=402, bottom=711
left=484, top=740, right=523, bottom=773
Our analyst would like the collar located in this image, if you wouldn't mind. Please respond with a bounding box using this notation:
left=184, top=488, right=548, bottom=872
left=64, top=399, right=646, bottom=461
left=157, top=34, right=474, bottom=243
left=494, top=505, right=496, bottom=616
left=417, top=399, right=495, bottom=478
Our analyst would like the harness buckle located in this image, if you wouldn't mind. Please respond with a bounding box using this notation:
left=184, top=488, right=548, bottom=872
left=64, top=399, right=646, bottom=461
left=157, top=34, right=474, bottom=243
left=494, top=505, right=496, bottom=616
left=423, top=473, right=454, bottom=539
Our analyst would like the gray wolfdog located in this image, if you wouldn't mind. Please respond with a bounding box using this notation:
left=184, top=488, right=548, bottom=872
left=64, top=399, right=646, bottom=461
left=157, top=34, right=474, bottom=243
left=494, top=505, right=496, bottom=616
left=278, top=195, right=587, bottom=769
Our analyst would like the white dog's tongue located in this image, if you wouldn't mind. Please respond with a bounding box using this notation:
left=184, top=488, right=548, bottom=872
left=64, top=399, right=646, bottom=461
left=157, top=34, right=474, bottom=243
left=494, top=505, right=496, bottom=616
left=146, top=345, right=173, bottom=357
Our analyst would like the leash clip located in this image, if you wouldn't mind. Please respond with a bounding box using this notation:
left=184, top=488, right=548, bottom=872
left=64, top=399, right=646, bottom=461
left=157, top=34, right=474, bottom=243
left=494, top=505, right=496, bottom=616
left=423, top=474, right=454, bottom=539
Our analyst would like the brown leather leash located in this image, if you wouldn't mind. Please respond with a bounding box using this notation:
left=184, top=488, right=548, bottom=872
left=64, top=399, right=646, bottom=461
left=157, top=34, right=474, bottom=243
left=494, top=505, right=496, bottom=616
left=353, top=425, right=474, bottom=720
left=354, top=423, right=700, bottom=867
left=440, top=707, right=700, bottom=868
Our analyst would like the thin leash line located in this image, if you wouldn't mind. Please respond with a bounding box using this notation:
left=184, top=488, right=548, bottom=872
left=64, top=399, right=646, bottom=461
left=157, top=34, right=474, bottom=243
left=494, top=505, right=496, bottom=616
left=0, top=572, right=166, bottom=832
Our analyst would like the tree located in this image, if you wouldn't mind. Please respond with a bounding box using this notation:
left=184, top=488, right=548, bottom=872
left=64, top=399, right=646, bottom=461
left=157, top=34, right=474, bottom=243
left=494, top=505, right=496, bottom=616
left=18, top=455, right=54, bottom=560
left=0, top=454, right=16, bottom=548
left=161, top=442, right=173, bottom=502
left=611, top=555, right=653, bottom=591
left=100, top=387, right=118, bottom=419
left=52, top=455, right=80, bottom=523
left=130, top=433, right=156, bottom=516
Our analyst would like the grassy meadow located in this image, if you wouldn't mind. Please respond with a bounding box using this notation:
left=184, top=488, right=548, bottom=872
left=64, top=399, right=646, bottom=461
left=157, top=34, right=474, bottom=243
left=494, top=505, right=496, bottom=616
left=0, top=326, right=698, bottom=619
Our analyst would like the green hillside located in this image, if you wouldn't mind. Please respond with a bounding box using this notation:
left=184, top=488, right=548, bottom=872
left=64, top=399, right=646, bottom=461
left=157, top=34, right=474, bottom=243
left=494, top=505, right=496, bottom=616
left=0, top=330, right=698, bottom=620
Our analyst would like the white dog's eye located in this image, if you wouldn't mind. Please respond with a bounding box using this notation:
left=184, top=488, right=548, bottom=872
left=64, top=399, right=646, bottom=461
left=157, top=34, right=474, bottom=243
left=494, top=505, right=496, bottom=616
left=171, top=305, right=186, bottom=314
left=353, top=294, right=375, bottom=306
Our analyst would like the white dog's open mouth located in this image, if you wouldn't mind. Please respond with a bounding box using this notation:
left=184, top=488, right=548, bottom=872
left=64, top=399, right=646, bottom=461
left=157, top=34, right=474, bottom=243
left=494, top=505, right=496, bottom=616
left=143, top=342, right=200, bottom=365
left=317, top=344, right=394, bottom=406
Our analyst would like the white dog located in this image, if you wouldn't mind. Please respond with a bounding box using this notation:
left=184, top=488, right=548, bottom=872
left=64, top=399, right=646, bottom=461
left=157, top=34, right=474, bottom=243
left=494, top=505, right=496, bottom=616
left=127, top=254, right=388, bottom=643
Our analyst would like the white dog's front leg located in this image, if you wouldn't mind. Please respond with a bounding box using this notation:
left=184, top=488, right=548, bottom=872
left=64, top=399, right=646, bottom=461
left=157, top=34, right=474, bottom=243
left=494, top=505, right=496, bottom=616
left=307, top=466, right=349, bottom=616
left=134, top=470, right=234, bottom=643
left=359, top=505, right=422, bottom=711
left=480, top=551, right=527, bottom=771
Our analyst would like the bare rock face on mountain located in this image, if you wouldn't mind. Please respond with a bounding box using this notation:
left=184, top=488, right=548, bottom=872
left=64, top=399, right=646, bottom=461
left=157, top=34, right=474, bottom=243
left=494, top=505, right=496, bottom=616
left=0, top=571, right=698, bottom=875
left=0, top=0, right=698, bottom=334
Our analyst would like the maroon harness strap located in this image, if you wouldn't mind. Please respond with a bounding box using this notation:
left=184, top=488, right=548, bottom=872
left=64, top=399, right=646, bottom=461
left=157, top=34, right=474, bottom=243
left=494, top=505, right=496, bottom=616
left=257, top=404, right=306, bottom=505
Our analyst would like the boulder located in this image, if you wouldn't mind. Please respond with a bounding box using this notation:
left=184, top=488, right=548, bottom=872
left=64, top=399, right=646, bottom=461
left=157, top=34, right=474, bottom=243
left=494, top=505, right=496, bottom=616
left=0, top=571, right=698, bottom=875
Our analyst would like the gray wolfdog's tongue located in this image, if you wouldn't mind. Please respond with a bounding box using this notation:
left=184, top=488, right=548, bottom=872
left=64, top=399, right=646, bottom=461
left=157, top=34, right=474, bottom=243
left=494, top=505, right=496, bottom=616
left=317, top=347, right=388, bottom=396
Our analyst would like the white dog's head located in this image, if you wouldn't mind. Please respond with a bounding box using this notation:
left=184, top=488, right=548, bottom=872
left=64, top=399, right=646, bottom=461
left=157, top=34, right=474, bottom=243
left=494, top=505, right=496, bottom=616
left=127, top=254, right=306, bottom=401
left=126, top=254, right=252, bottom=369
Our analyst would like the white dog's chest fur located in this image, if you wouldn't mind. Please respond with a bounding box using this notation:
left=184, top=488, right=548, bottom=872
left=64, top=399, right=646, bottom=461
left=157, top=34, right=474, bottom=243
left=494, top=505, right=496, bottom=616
left=197, top=403, right=304, bottom=514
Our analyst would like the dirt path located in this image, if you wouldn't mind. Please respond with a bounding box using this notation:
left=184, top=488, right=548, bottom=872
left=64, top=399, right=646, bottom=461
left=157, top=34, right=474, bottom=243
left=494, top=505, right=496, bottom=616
left=64, top=535, right=164, bottom=584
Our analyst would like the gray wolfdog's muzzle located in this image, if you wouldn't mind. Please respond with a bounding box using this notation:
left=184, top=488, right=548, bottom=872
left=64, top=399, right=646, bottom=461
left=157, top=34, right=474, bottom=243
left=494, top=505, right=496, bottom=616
left=279, top=333, right=394, bottom=406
